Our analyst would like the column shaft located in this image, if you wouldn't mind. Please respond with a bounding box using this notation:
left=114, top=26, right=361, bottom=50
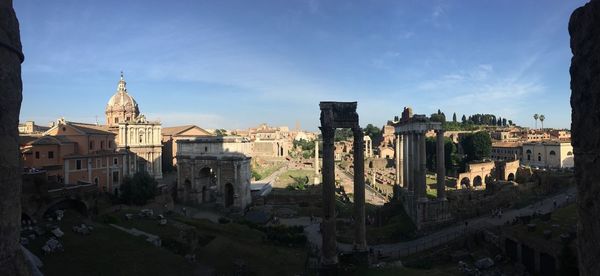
left=418, top=132, right=427, bottom=201
left=353, top=128, right=367, bottom=251
left=403, top=134, right=409, bottom=188
left=436, top=130, right=446, bottom=200
left=320, top=126, right=337, bottom=265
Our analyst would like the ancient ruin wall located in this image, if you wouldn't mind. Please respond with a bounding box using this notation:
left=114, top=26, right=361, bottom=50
left=569, top=1, right=600, bottom=275
left=0, top=0, right=29, bottom=274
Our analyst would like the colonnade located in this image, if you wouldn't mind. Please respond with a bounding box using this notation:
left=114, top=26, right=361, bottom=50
left=394, top=129, right=446, bottom=200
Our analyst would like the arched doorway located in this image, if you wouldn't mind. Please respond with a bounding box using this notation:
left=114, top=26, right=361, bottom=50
left=473, top=175, right=483, bottom=187
left=184, top=179, right=192, bottom=203
left=507, top=173, right=515, bottom=181
left=460, top=177, right=470, bottom=188
left=43, top=199, right=88, bottom=218
left=225, top=183, right=234, bottom=207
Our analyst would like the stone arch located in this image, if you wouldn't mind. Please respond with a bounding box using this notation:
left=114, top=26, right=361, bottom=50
left=507, top=173, right=515, bottom=181
left=43, top=198, right=88, bottom=218
left=473, top=175, right=483, bottom=187
left=224, top=183, right=234, bottom=207
left=460, top=177, right=471, bottom=188
left=485, top=174, right=493, bottom=185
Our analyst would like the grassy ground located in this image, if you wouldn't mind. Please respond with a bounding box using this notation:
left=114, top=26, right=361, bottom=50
left=274, top=169, right=315, bottom=188
left=353, top=264, right=460, bottom=275
left=26, top=210, right=195, bottom=276
left=337, top=202, right=416, bottom=244
left=252, top=162, right=284, bottom=180
left=174, top=216, right=307, bottom=275
left=512, top=203, right=577, bottom=243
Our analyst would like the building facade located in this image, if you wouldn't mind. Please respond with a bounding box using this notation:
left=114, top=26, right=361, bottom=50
left=521, top=141, right=574, bottom=168
left=21, top=119, right=127, bottom=193
left=105, top=72, right=163, bottom=179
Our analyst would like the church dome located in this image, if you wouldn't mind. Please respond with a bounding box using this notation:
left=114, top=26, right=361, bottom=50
left=105, top=72, right=140, bottom=126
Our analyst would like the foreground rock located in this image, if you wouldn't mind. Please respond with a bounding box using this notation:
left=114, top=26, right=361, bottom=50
left=570, top=1, right=600, bottom=275
left=0, top=0, right=28, bottom=275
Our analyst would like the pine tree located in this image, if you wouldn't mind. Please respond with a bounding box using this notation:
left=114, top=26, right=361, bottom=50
left=452, top=113, right=457, bottom=122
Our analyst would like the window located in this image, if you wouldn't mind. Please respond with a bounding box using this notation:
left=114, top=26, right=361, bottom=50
left=113, top=158, right=118, bottom=165
left=549, top=150, right=556, bottom=156
left=108, top=141, right=112, bottom=148
left=35, top=151, right=40, bottom=159
left=126, top=117, right=130, bottom=121
left=139, top=134, right=143, bottom=144
left=567, top=151, right=573, bottom=156
left=114, top=117, right=119, bottom=124
left=205, top=146, right=208, bottom=152
left=76, top=160, right=82, bottom=170
left=100, top=141, right=104, bottom=149
left=89, top=141, right=94, bottom=150
left=48, top=151, right=54, bottom=159
left=62, top=127, right=66, bottom=131
left=538, top=153, right=542, bottom=162
left=112, top=171, right=119, bottom=183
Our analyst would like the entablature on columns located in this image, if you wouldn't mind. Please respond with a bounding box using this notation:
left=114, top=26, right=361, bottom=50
left=394, top=120, right=442, bottom=134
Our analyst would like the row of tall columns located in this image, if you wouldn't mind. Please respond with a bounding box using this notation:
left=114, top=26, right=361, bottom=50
left=398, top=130, right=446, bottom=201
left=352, top=128, right=367, bottom=251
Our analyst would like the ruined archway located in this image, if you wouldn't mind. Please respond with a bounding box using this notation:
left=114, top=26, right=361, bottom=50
left=507, top=173, right=515, bottom=181
left=460, top=177, right=471, bottom=188
left=43, top=198, right=88, bottom=218
left=473, top=175, right=483, bottom=187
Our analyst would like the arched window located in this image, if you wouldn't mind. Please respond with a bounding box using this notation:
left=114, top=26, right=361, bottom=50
left=538, top=153, right=542, bottom=162
left=567, top=151, right=573, bottom=156
left=549, top=150, right=556, bottom=155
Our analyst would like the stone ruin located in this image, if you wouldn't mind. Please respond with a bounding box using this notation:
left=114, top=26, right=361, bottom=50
left=569, top=1, right=600, bottom=274
left=319, top=102, right=367, bottom=271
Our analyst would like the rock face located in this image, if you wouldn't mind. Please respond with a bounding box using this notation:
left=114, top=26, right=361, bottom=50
left=0, top=0, right=28, bottom=275
left=569, top=1, right=600, bottom=275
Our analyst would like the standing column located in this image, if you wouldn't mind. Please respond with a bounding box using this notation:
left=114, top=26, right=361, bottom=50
left=436, top=130, right=446, bottom=200
left=314, top=140, right=320, bottom=185
left=403, top=134, right=409, bottom=188
left=320, top=126, right=337, bottom=266
left=395, top=135, right=400, bottom=185
left=418, top=132, right=428, bottom=201
left=407, top=133, right=414, bottom=191
left=352, top=127, right=367, bottom=251
left=412, top=132, right=419, bottom=192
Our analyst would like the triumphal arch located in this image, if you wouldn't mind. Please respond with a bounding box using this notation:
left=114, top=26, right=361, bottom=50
left=176, top=137, right=252, bottom=212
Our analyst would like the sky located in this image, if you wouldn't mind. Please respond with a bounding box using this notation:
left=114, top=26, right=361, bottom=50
left=14, top=0, right=587, bottom=131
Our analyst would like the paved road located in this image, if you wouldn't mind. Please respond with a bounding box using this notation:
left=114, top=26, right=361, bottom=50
left=281, top=186, right=577, bottom=258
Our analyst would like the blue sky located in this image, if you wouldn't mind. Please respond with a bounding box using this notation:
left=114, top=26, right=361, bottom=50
left=15, top=0, right=586, bottom=130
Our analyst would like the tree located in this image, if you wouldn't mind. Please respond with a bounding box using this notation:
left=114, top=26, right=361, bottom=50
left=120, top=172, right=158, bottom=205
left=508, top=120, right=513, bottom=126
left=362, top=124, right=381, bottom=145
left=460, top=131, right=492, bottom=163
left=452, top=113, right=457, bottom=123
left=502, top=118, right=507, bottom=126
left=539, top=114, right=545, bottom=129
left=430, top=113, right=445, bottom=123
left=214, top=129, right=227, bottom=136
left=461, top=115, right=467, bottom=124
left=533, top=113, right=539, bottom=129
